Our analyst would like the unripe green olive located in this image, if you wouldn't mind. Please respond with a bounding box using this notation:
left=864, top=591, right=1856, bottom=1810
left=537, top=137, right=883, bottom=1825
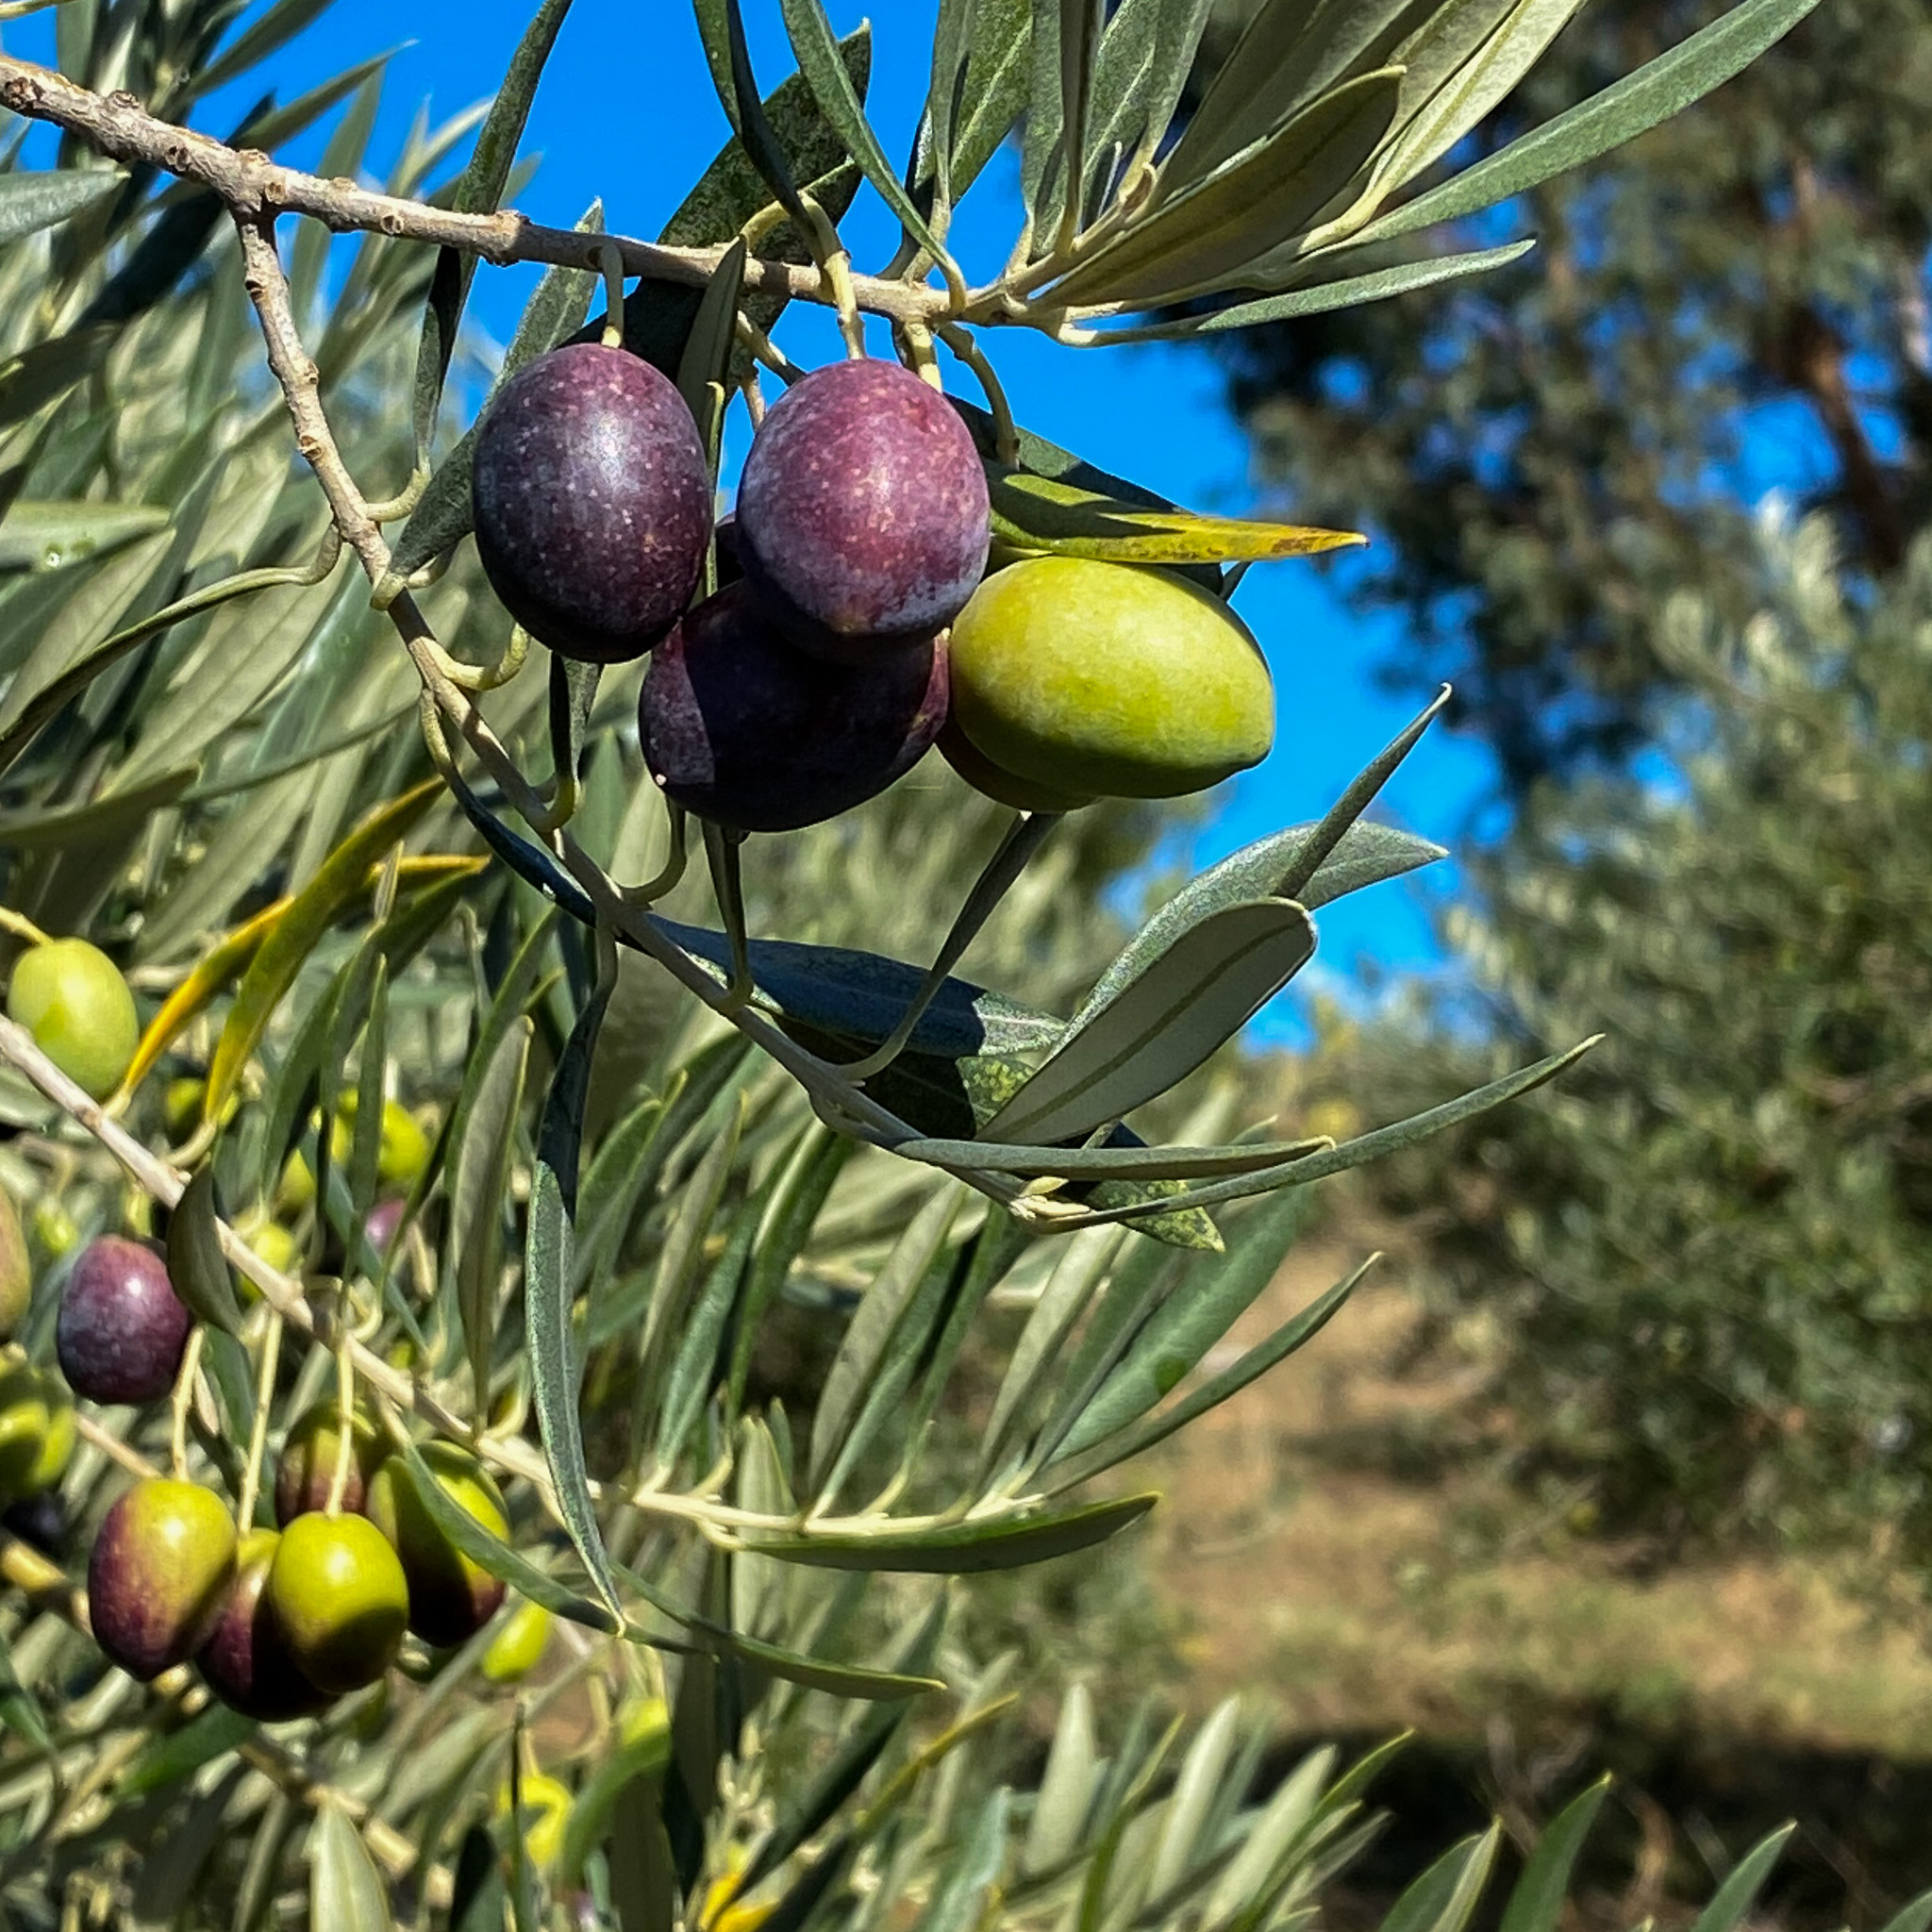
left=479, top=1597, right=553, bottom=1684
left=31, top=1201, right=78, bottom=1260
left=87, top=1478, right=237, bottom=1679
left=195, top=1527, right=330, bottom=1723
left=275, top=1400, right=384, bottom=1525
left=0, top=1364, right=73, bottom=1500
left=7, top=939, right=140, bottom=1101
left=495, top=1771, right=571, bottom=1869
left=937, top=716, right=1096, bottom=814
left=266, top=1512, right=409, bottom=1694
left=946, top=558, right=1274, bottom=800
left=0, top=1187, right=29, bottom=1341
left=366, top=1444, right=508, bottom=1647
left=278, top=1096, right=431, bottom=1210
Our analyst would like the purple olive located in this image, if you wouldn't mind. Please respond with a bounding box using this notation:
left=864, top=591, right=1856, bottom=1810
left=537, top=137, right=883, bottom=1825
left=196, top=1528, right=330, bottom=1723
left=639, top=582, right=948, bottom=834
left=471, top=342, right=713, bottom=664
left=57, top=1236, right=191, bottom=1406
left=734, top=358, right=990, bottom=661
left=89, top=1479, right=236, bottom=1680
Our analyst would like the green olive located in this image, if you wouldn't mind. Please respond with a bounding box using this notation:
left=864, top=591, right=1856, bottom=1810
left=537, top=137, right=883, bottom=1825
left=366, top=1443, right=508, bottom=1647
left=266, top=1512, right=409, bottom=1694
left=0, top=1365, right=71, bottom=1500
left=7, top=939, right=140, bottom=1101
left=947, top=558, right=1274, bottom=800
left=479, top=1597, right=553, bottom=1684
left=494, top=1771, right=571, bottom=1869
left=937, top=717, right=1097, bottom=814
left=275, top=1400, right=384, bottom=1525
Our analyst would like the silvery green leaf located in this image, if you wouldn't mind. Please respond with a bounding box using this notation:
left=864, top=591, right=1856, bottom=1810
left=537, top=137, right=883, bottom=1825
left=1359, top=0, right=1822, bottom=247
left=412, top=0, right=575, bottom=458
left=1689, top=1826, right=1796, bottom=1932
left=1496, top=1778, right=1611, bottom=1932
left=453, top=1016, right=530, bottom=1412
left=528, top=964, right=625, bottom=1624
left=1024, top=1682, right=1098, bottom=1873
left=1374, top=0, right=1586, bottom=201
left=1874, top=1890, right=1932, bottom=1932
left=981, top=900, right=1315, bottom=1147
left=1150, top=1696, right=1242, bottom=1897
left=1095, top=237, right=1536, bottom=337
left=924, top=1790, right=1010, bottom=1932
left=922, top=0, right=975, bottom=221
left=347, top=955, right=388, bottom=1223
left=1073, top=808, right=1443, bottom=1041
left=0, top=499, right=167, bottom=574
left=1092, top=0, right=1214, bottom=185
left=750, top=1491, right=1155, bottom=1572
left=1059, top=0, right=1106, bottom=233
left=1022, top=0, right=1066, bottom=243
left=1387, top=1828, right=1502, bottom=1932
left=0, top=169, right=124, bottom=245
left=1055, top=1183, right=1309, bottom=1459
left=693, top=0, right=809, bottom=225
left=781, top=0, right=957, bottom=275
left=1045, top=68, right=1404, bottom=308
left=1044, top=1257, right=1372, bottom=1492
left=809, top=1183, right=965, bottom=1492
left=1162, top=0, right=1432, bottom=187
left=1204, top=1744, right=1337, bottom=1927
left=309, top=1805, right=392, bottom=1931
left=1052, top=1037, right=1599, bottom=1228
left=893, top=1129, right=1331, bottom=1182
left=940, top=0, right=1033, bottom=204
left=979, top=1225, right=1124, bottom=1476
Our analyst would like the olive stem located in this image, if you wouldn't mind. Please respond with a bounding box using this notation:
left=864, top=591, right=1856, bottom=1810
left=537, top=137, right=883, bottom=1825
left=841, top=811, right=1063, bottom=1083
left=167, top=1325, right=205, bottom=1480
left=937, top=323, right=1020, bottom=466
left=235, top=1307, right=283, bottom=1532
left=363, top=461, right=430, bottom=525
left=702, top=822, right=754, bottom=1007
left=621, top=799, right=689, bottom=908
left=0, top=908, right=51, bottom=948
left=325, top=1338, right=356, bottom=1514
left=594, top=239, right=626, bottom=350
left=894, top=320, right=943, bottom=391
left=734, top=312, right=804, bottom=386
left=800, top=193, right=865, bottom=359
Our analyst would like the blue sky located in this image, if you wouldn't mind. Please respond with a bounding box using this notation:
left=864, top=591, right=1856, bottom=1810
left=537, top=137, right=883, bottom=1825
left=7, top=0, right=1503, bottom=1035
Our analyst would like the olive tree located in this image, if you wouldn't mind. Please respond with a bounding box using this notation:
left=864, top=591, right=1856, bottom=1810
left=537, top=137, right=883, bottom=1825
left=0, top=0, right=1839, bottom=1924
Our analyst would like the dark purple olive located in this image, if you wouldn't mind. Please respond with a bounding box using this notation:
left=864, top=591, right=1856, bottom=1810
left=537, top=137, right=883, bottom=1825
left=57, top=1236, right=191, bottom=1406
left=471, top=342, right=713, bottom=664
left=89, top=1478, right=236, bottom=1680
left=734, top=358, right=990, bottom=661
left=196, top=1528, right=330, bottom=1723
left=639, top=582, right=948, bottom=834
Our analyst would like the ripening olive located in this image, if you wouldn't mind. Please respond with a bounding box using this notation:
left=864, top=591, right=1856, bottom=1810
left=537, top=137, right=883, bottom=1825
left=266, top=1512, right=409, bottom=1694
left=88, top=1478, right=237, bottom=1680
left=479, top=1597, right=552, bottom=1684
left=946, top=558, right=1274, bottom=799
left=57, top=1236, right=191, bottom=1406
left=640, top=582, right=948, bottom=833
left=7, top=939, right=139, bottom=1101
left=195, top=1528, right=330, bottom=1723
left=0, top=1364, right=73, bottom=1501
left=366, top=1444, right=508, bottom=1647
left=0, top=1186, right=29, bottom=1341
left=472, top=342, right=712, bottom=663
left=735, top=358, right=990, bottom=660
left=274, top=1400, right=384, bottom=1525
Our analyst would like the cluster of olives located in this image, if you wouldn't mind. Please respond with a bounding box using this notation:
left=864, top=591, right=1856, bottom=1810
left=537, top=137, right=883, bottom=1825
left=89, top=1418, right=508, bottom=1718
left=470, top=342, right=1275, bottom=830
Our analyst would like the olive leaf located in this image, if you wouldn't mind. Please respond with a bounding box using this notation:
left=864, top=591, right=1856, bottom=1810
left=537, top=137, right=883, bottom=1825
left=923, top=0, right=1032, bottom=210
left=0, top=500, right=168, bottom=574
left=165, top=1167, right=244, bottom=1339
left=1045, top=68, right=1406, bottom=309
left=1496, top=1778, right=1613, bottom=1932
left=411, top=0, right=576, bottom=460
left=979, top=900, right=1317, bottom=1147
left=988, top=465, right=1364, bottom=565
left=0, top=170, right=126, bottom=247
left=746, top=1491, right=1158, bottom=1572
left=452, top=1016, right=531, bottom=1413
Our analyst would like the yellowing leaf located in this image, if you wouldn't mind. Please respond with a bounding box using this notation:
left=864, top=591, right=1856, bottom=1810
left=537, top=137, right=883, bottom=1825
left=204, top=781, right=442, bottom=1123
left=988, top=465, right=1364, bottom=565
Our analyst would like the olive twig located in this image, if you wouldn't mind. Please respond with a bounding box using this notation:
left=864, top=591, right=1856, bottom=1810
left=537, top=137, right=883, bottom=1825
left=167, top=1326, right=205, bottom=1482
left=234, top=1307, right=282, bottom=1532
